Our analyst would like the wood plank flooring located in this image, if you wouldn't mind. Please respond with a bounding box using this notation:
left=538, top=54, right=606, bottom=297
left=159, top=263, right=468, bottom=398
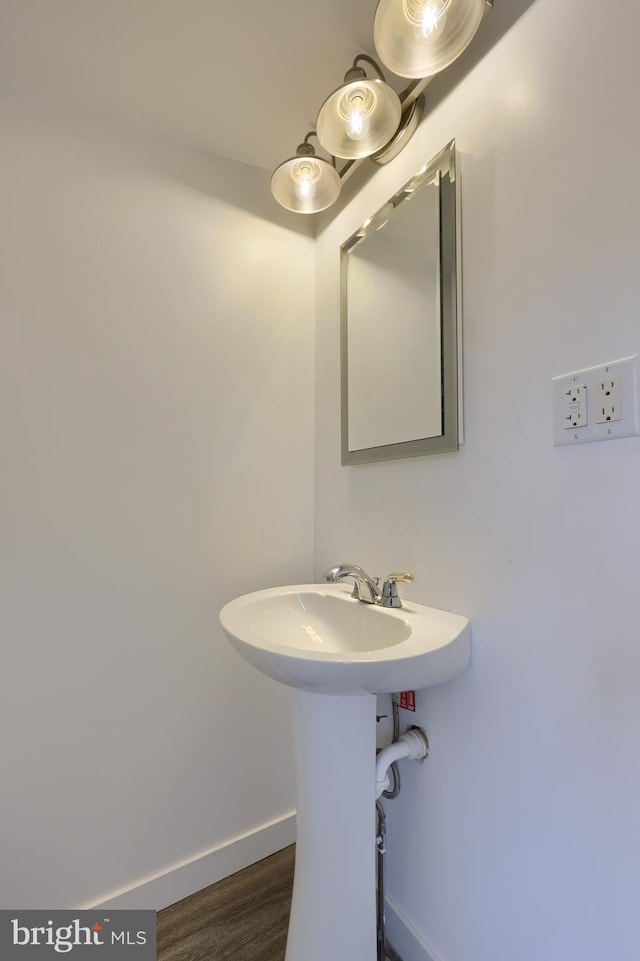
left=157, top=846, right=295, bottom=961
left=157, top=843, right=403, bottom=961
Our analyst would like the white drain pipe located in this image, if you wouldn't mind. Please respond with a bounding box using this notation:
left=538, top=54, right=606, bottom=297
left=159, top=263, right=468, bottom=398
left=375, top=727, right=429, bottom=799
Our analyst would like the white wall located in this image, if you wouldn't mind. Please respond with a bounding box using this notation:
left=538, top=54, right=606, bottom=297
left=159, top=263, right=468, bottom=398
left=0, top=100, right=313, bottom=908
left=315, top=1, right=640, bottom=959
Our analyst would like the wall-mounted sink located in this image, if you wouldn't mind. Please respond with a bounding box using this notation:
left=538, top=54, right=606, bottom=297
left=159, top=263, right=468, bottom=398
left=219, top=582, right=471, bottom=961
left=219, top=583, right=470, bottom=696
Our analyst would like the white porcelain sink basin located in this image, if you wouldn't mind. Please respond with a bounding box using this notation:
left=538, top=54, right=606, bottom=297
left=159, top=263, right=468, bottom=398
left=220, top=583, right=470, bottom=695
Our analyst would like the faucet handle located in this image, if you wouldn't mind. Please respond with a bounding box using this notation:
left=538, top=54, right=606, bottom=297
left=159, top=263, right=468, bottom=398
left=380, top=572, right=414, bottom=608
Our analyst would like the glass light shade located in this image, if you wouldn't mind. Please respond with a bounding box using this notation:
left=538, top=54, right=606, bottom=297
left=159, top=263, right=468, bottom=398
left=374, top=0, right=485, bottom=79
left=316, top=79, right=402, bottom=160
left=271, top=152, right=341, bottom=214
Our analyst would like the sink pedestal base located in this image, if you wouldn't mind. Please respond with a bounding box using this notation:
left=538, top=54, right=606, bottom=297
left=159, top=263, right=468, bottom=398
left=285, top=689, right=377, bottom=961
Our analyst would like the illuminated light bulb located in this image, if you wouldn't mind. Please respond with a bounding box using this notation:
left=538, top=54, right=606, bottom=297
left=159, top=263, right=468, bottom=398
left=346, top=96, right=369, bottom=141
left=420, top=0, right=447, bottom=37
left=403, top=0, right=447, bottom=40
left=338, top=86, right=375, bottom=143
left=292, top=160, right=320, bottom=201
left=295, top=179, right=314, bottom=200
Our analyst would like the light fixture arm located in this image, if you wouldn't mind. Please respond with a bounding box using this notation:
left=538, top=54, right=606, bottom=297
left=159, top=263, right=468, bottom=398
left=299, top=131, right=338, bottom=168
left=347, top=54, right=388, bottom=84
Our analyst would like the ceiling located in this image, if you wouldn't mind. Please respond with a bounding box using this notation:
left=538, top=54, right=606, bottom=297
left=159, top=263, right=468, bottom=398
left=0, top=0, right=391, bottom=172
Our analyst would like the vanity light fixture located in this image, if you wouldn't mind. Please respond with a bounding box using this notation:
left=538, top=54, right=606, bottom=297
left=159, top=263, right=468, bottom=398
left=316, top=55, right=402, bottom=160
left=270, top=132, right=341, bottom=214
left=269, top=0, right=492, bottom=214
left=373, top=0, right=486, bottom=79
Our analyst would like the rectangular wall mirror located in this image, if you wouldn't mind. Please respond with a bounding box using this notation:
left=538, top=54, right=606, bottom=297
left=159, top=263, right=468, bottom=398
left=340, top=140, right=461, bottom=465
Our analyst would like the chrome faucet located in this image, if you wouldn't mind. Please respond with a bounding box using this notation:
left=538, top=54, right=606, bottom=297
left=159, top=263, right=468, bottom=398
left=324, top=563, right=380, bottom=604
left=324, top=563, right=414, bottom=609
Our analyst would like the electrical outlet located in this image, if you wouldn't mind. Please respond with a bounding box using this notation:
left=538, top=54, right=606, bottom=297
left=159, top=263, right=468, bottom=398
left=552, top=355, right=640, bottom=446
left=595, top=377, right=622, bottom=423
left=562, top=384, right=587, bottom=428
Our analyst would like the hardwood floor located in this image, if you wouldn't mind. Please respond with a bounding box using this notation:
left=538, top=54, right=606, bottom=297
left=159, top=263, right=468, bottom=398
left=157, top=844, right=402, bottom=961
left=157, top=846, right=295, bottom=961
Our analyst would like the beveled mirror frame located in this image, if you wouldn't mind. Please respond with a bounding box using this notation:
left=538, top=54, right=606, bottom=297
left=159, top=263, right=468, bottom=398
left=340, top=140, right=461, bottom=465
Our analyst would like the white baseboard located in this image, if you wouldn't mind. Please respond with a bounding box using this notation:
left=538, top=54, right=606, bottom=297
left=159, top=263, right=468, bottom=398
left=80, top=810, right=297, bottom=911
left=385, top=894, right=444, bottom=961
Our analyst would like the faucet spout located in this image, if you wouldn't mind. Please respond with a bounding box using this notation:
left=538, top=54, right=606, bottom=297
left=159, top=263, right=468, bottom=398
left=324, top=563, right=381, bottom=604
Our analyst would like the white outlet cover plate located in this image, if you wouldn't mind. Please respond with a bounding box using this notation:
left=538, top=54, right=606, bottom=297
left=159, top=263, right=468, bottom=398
left=552, top=355, right=640, bottom=446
